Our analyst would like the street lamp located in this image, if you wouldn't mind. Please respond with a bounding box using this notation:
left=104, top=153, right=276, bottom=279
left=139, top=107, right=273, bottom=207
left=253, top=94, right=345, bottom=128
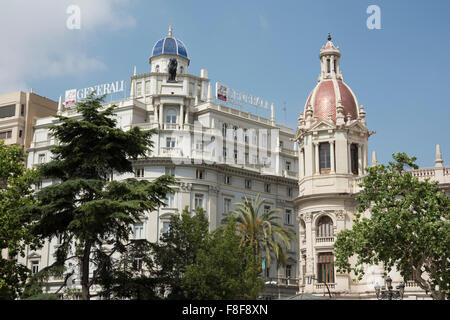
left=307, top=276, right=332, bottom=299
left=374, top=276, right=405, bottom=300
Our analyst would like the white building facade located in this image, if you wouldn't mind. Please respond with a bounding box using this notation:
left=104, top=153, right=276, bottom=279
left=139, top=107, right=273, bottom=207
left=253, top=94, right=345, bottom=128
left=20, top=27, right=301, bottom=298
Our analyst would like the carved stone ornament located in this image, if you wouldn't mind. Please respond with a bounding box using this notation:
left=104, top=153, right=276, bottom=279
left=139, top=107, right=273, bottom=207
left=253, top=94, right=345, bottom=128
left=304, top=212, right=312, bottom=222
left=180, top=182, right=192, bottom=192
left=336, top=210, right=346, bottom=221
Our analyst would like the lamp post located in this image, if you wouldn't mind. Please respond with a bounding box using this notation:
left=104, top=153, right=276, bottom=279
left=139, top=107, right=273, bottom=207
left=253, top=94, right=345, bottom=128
left=374, top=276, right=405, bottom=300
left=307, top=276, right=332, bottom=299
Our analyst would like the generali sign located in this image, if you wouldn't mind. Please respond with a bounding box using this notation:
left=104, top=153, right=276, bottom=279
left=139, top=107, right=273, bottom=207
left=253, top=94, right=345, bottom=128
left=64, top=80, right=125, bottom=108
left=215, top=82, right=269, bottom=110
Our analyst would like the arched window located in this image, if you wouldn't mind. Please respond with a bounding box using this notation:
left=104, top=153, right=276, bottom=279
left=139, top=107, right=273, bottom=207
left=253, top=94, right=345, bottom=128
left=317, top=216, right=333, bottom=238
left=327, top=59, right=331, bottom=73
left=166, top=109, right=177, bottom=124
left=155, top=65, right=160, bottom=73
left=180, top=66, right=184, bottom=74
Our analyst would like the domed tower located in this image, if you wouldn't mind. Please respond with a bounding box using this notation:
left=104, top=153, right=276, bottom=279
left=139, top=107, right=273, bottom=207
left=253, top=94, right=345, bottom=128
left=149, top=25, right=190, bottom=74
left=294, top=34, right=373, bottom=296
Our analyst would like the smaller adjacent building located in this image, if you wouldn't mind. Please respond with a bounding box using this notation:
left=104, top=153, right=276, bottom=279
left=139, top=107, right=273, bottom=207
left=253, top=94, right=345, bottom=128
left=0, top=91, right=58, bottom=149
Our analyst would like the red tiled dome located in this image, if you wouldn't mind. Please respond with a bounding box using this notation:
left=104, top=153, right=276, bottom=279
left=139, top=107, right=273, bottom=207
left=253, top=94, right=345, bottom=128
left=304, top=80, right=358, bottom=122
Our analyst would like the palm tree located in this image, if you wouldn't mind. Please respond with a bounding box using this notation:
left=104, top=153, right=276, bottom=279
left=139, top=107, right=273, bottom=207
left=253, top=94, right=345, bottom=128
left=225, top=194, right=296, bottom=269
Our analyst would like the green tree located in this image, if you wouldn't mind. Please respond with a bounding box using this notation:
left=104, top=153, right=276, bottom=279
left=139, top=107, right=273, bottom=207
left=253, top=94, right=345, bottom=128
left=26, top=93, right=175, bottom=300
left=151, top=206, right=210, bottom=299
left=182, top=217, right=264, bottom=299
left=334, top=153, right=450, bottom=300
left=227, top=194, right=296, bottom=269
left=0, top=141, right=38, bottom=299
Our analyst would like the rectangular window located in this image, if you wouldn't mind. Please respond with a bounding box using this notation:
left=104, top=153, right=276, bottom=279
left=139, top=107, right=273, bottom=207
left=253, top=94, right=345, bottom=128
left=0, top=105, right=15, bottom=118
left=145, top=81, right=151, bottom=95
left=244, top=129, right=248, bottom=143
left=285, top=209, right=292, bottom=225
left=286, top=161, right=291, bottom=171
left=287, top=187, right=292, bottom=197
left=136, top=82, right=142, bottom=97
left=196, top=169, right=205, bottom=180
left=166, top=137, right=176, bottom=148
left=31, top=261, right=39, bottom=275
left=264, top=183, right=271, bottom=193
left=163, top=221, right=170, bottom=235
left=286, top=265, right=292, bottom=278
left=164, top=193, right=174, bottom=207
left=264, top=205, right=271, bottom=214
left=132, top=257, right=143, bottom=271
left=134, top=223, right=144, bottom=239
left=0, top=131, right=12, bottom=140
left=194, top=194, right=204, bottom=210
left=318, top=253, right=335, bottom=283
left=351, top=143, right=359, bottom=175
left=245, top=179, right=251, bottom=189
left=19, top=130, right=22, bottom=138
left=224, top=175, right=231, bottom=185
left=224, top=198, right=231, bottom=214
left=319, top=142, right=331, bottom=173
left=135, top=168, right=144, bottom=177
left=165, top=167, right=175, bottom=176
left=21, top=104, right=25, bottom=116
left=38, top=153, right=46, bottom=164
left=327, top=59, right=331, bottom=73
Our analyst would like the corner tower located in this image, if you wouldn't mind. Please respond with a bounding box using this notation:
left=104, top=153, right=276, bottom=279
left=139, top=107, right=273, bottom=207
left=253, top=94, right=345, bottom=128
left=294, top=35, right=372, bottom=295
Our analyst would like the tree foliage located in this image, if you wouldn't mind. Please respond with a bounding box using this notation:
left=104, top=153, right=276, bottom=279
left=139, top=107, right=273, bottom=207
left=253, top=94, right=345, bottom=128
left=226, top=194, right=296, bottom=268
left=334, top=153, right=450, bottom=300
left=26, top=93, right=175, bottom=300
left=0, top=141, right=38, bottom=299
left=151, top=206, right=210, bottom=299
left=182, top=217, right=264, bottom=299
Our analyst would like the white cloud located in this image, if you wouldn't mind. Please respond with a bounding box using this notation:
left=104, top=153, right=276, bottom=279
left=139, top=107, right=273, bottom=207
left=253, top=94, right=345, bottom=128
left=0, top=0, right=135, bottom=94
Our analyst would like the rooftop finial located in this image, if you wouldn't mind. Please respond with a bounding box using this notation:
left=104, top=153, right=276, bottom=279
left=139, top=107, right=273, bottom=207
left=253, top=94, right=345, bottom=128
left=168, top=25, right=172, bottom=37
left=328, top=32, right=332, bottom=41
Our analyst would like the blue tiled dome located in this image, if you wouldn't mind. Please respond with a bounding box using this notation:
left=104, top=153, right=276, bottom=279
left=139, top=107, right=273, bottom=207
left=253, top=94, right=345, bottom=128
left=151, top=35, right=189, bottom=59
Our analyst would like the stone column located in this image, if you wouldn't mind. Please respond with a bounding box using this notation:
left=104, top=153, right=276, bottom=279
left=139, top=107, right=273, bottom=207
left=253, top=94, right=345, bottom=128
left=179, top=104, right=184, bottom=127
left=330, top=141, right=335, bottom=173
left=358, top=144, right=362, bottom=175
left=314, top=143, right=320, bottom=174
left=299, top=148, right=303, bottom=179
left=159, top=104, right=164, bottom=127
left=304, top=212, right=314, bottom=292
left=347, top=142, right=352, bottom=174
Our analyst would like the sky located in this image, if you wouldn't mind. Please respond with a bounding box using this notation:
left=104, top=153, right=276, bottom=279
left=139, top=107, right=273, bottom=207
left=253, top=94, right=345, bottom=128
left=0, top=0, right=449, bottom=167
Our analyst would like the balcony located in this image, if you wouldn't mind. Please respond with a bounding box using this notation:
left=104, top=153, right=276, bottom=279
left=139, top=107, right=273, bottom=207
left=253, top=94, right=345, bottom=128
left=315, top=283, right=335, bottom=290
left=160, top=147, right=182, bottom=157
left=265, top=277, right=299, bottom=287
left=315, top=236, right=335, bottom=244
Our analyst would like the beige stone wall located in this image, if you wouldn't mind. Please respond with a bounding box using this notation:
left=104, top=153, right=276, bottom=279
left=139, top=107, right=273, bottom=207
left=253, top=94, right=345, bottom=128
left=0, top=91, right=57, bottom=149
